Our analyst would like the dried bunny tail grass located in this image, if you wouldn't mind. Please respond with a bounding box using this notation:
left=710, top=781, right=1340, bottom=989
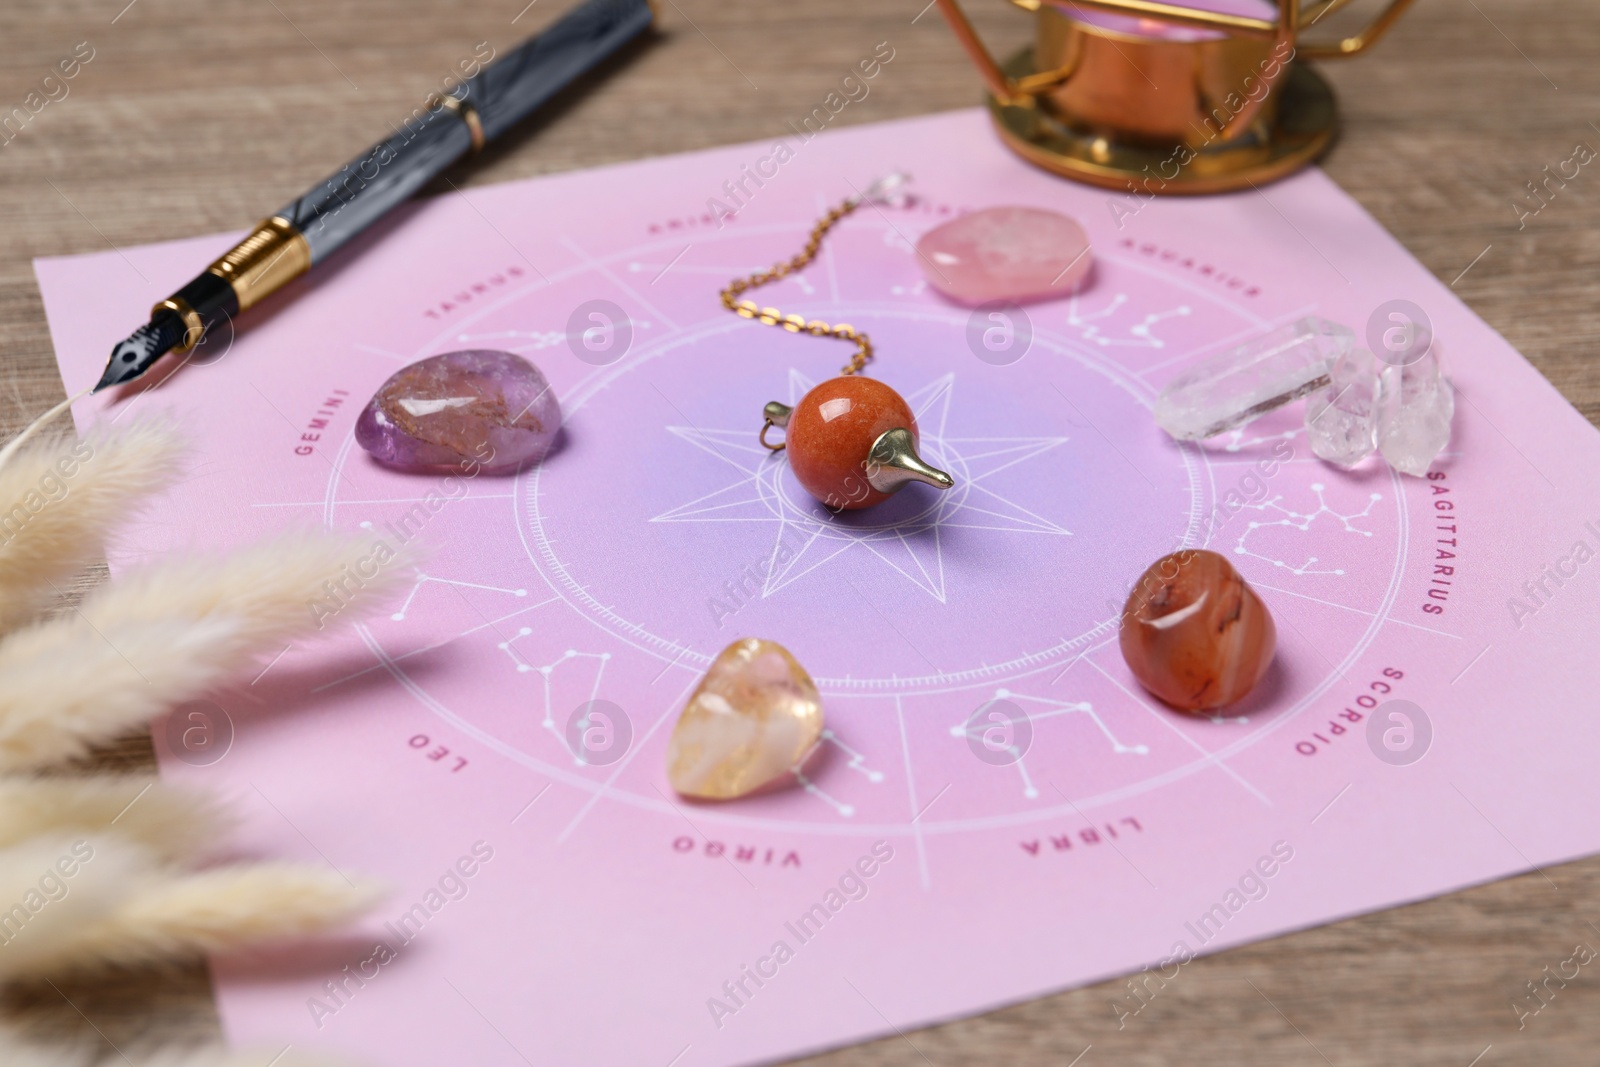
left=0, top=1031, right=93, bottom=1067
left=0, top=834, right=149, bottom=980
left=0, top=776, right=231, bottom=861
left=0, top=389, right=87, bottom=471
left=138, top=1051, right=368, bottom=1067
left=84, top=529, right=416, bottom=639
left=0, top=833, right=383, bottom=981
left=0, top=413, right=186, bottom=633
left=120, top=1049, right=369, bottom=1067
left=0, top=1026, right=367, bottom=1067
left=102, top=863, right=383, bottom=955
left=11, top=863, right=384, bottom=979
left=0, top=531, right=413, bottom=771
left=0, top=618, right=229, bottom=772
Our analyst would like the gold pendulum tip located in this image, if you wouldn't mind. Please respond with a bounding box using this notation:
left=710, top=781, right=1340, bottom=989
left=866, top=427, right=954, bottom=494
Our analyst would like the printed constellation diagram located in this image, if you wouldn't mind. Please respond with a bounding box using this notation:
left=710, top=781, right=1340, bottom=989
left=318, top=212, right=1408, bottom=841
left=950, top=690, right=1151, bottom=801
left=1233, top=483, right=1383, bottom=577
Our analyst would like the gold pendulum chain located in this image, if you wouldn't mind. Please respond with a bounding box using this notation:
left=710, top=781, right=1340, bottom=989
left=719, top=198, right=879, bottom=378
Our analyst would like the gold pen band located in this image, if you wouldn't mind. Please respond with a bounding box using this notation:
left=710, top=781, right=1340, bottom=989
left=206, top=216, right=312, bottom=311
left=150, top=216, right=311, bottom=355
left=432, top=93, right=486, bottom=153
left=152, top=296, right=205, bottom=356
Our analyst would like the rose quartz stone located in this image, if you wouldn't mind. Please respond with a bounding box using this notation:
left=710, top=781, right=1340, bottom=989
left=915, top=206, right=1093, bottom=305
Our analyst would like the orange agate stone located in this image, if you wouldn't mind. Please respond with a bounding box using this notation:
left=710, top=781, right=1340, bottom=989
left=786, top=376, right=921, bottom=511
left=1119, top=550, right=1276, bottom=713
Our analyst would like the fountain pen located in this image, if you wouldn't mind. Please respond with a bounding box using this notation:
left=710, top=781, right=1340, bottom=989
left=94, top=0, right=655, bottom=393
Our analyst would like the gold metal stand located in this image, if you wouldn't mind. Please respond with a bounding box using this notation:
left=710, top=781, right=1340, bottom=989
left=936, top=0, right=1417, bottom=193
left=990, top=49, right=1336, bottom=194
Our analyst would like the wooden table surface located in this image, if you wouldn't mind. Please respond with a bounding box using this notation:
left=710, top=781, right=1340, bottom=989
left=2, top=0, right=1597, bottom=1063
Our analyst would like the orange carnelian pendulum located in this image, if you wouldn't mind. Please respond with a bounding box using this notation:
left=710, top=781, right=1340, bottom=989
left=719, top=175, right=954, bottom=511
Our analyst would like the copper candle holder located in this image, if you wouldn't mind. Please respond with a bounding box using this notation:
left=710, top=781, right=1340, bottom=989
left=935, top=0, right=1416, bottom=193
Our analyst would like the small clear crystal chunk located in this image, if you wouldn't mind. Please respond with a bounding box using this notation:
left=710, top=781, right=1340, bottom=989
left=858, top=171, right=913, bottom=209
left=1305, top=347, right=1380, bottom=467
left=1155, top=317, right=1354, bottom=441
left=1378, top=344, right=1454, bottom=476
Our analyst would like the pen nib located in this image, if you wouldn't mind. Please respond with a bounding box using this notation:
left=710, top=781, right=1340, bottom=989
left=94, top=313, right=186, bottom=393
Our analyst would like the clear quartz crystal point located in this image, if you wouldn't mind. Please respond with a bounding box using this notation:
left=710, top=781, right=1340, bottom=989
left=856, top=171, right=912, bottom=208
left=1305, top=347, right=1380, bottom=467
left=1378, top=344, right=1454, bottom=476
left=1155, top=317, right=1355, bottom=441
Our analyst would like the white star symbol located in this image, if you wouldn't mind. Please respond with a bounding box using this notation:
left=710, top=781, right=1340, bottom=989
left=651, top=371, right=1071, bottom=603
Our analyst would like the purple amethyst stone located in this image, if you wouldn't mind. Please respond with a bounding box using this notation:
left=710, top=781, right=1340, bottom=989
left=355, top=350, right=560, bottom=473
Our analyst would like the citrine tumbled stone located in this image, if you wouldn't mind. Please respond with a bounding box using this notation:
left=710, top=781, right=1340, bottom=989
left=667, top=638, right=824, bottom=800
left=787, top=376, right=919, bottom=510
left=1119, top=550, right=1276, bottom=713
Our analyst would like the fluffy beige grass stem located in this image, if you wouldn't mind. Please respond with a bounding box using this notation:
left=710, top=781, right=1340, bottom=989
left=0, top=388, right=89, bottom=471
left=0, top=408, right=396, bottom=1059
left=0, top=415, right=185, bottom=633
left=0, top=834, right=382, bottom=981
left=0, top=531, right=410, bottom=771
left=0, top=777, right=229, bottom=861
left=0, top=1023, right=367, bottom=1067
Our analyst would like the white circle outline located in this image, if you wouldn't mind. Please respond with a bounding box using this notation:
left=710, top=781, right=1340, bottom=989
left=322, top=236, right=1409, bottom=835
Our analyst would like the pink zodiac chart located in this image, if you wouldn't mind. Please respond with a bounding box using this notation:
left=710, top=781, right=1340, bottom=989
left=37, top=110, right=1600, bottom=1066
